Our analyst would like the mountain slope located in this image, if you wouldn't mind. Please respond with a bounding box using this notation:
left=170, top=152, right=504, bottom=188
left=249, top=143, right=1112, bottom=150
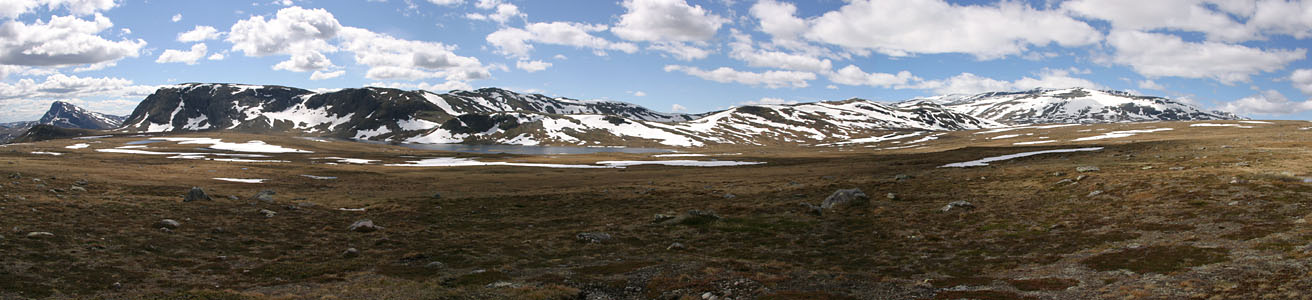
left=902, top=88, right=1240, bottom=125
left=118, top=83, right=1000, bottom=147
left=39, top=101, right=126, bottom=130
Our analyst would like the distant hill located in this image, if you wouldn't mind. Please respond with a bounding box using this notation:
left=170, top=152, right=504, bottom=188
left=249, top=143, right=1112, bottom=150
left=0, top=101, right=124, bottom=143
left=900, top=87, right=1240, bottom=125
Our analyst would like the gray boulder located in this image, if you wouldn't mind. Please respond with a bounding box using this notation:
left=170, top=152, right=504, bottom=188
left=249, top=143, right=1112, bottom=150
left=348, top=219, right=382, bottom=232
left=1076, top=166, right=1100, bottom=172
left=821, top=188, right=869, bottom=210
left=26, top=232, right=54, bottom=238
left=941, top=201, right=975, bottom=212
left=154, top=219, right=181, bottom=229
left=184, top=187, right=211, bottom=202
left=576, top=232, right=613, bottom=243
left=253, top=190, right=276, bottom=203
left=258, top=209, right=277, bottom=218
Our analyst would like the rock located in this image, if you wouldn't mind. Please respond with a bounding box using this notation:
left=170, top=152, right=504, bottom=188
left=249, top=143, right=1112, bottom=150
left=821, top=188, right=868, bottom=210
left=664, top=210, right=722, bottom=225
left=154, top=219, right=181, bottom=229
left=722, top=193, right=736, bottom=199
left=253, top=190, right=276, bottom=203
left=1075, top=175, right=1088, bottom=181
left=1051, top=172, right=1065, bottom=177
left=486, top=281, right=521, bottom=288
left=1087, top=190, right=1103, bottom=197
left=296, top=202, right=319, bottom=209
left=26, top=231, right=54, bottom=238
left=348, top=219, right=383, bottom=232
left=227, top=195, right=239, bottom=201
left=75, top=179, right=88, bottom=186
left=941, top=201, right=975, bottom=212
left=424, top=261, right=445, bottom=269
left=1076, top=166, right=1100, bottom=172
left=667, top=242, right=688, bottom=250
left=1169, top=166, right=1186, bottom=171
left=886, top=192, right=899, bottom=200
left=1056, top=179, right=1074, bottom=185
left=258, top=209, right=276, bottom=218
left=8, top=172, right=19, bottom=179
left=894, top=174, right=912, bottom=181
left=576, top=232, right=613, bottom=243
left=652, top=213, right=677, bottom=223
left=184, top=187, right=212, bottom=202
left=1141, top=166, right=1154, bottom=170
left=342, top=247, right=360, bottom=258
left=431, top=192, right=442, bottom=199
left=69, top=186, right=86, bottom=193
left=799, top=203, right=823, bottom=216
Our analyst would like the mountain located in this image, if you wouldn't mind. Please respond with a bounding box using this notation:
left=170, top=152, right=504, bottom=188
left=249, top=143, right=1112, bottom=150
left=118, top=83, right=999, bottom=147
left=39, top=101, right=126, bottom=130
left=901, top=88, right=1241, bottom=125
left=0, top=121, right=36, bottom=143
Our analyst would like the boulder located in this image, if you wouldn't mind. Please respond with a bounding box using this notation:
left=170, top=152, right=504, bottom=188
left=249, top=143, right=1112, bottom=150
left=342, top=247, right=360, bottom=258
left=184, top=187, right=211, bottom=202
left=69, top=186, right=86, bottom=193
left=258, top=209, right=277, bottom=218
left=576, top=232, right=613, bottom=243
left=154, top=219, right=181, bottom=229
left=253, top=190, right=276, bottom=203
left=821, top=188, right=869, bottom=210
left=348, top=219, right=383, bottom=232
left=667, top=242, right=688, bottom=251
left=1076, top=166, right=1100, bottom=172
left=26, top=232, right=54, bottom=238
left=941, top=201, right=975, bottom=212
left=894, top=174, right=912, bottom=181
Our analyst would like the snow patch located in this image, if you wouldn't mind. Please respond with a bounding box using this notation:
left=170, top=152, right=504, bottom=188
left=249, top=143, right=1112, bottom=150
left=65, top=143, right=90, bottom=149
left=1071, top=128, right=1173, bottom=141
left=941, top=147, right=1104, bottom=168
left=213, top=178, right=266, bottom=183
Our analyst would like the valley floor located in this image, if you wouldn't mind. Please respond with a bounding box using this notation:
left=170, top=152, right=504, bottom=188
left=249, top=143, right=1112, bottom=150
left=2, top=120, right=1312, bottom=299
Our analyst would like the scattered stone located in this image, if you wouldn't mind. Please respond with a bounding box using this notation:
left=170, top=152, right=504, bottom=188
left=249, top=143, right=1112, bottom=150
left=821, top=188, right=869, bottom=210
left=1056, top=179, right=1074, bottom=185
left=1075, top=175, right=1088, bottom=181
left=348, top=219, right=382, bottom=232
left=886, top=192, right=899, bottom=200
left=253, top=190, right=276, bottom=203
left=26, top=231, right=54, bottom=238
left=75, top=179, right=88, bottom=186
left=941, top=201, right=975, bottom=212
left=1235, top=162, right=1250, bottom=167
left=486, top=281, right=520, bottom=288
left=667, top=242, right=688, bottom=251
left=652, top=213, right=676, bottom=223
left=424, top=261, right=445, bottom=269
left=576, top=232, right=613, bottom=243
left=341, top=247, right=360, bottom=258
left=1141, top=166, right=1154, bottom=170
left=258, top=209, right=277, bottom=218
left=722, top=193, right=736, bottom=199
left=7, top=172, right=19, bottom=179
left=431, top=192, right=442, bottom=199
left=1051, top=172, right=1065, bottom=177
left=69, top=186, right=86, bottom=193
left=1076, top=166, right=1100, bottom=172
left=184, top=187, right=212, bottom=202
left=894, top=174, right=912, bottom=181
left=227, top=195, right=239, bottom=201
left=800, top=203, right=823, bottom=216
left=1087, top=190, right=1103, bottom=197
left=154, top=219, right=181, bottom=230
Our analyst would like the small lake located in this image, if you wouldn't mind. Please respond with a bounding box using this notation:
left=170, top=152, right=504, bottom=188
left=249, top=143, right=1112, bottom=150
left=351, top=139, right=675, bottom=155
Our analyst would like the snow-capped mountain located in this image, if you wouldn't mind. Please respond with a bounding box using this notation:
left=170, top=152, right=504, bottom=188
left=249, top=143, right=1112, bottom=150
left=118, top=83, right=998, bottom=147
left=39, top=101, right=126, bottom=130
left=901, top=88, right=1240, bottom=125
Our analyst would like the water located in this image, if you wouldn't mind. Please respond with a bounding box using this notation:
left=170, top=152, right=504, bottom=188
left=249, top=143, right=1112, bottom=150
left=351, top=139, right=674, bottom=155
left=124, top=139, right=165, bottom=145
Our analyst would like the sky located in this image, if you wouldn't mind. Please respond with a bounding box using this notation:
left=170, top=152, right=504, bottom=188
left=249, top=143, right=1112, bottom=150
left=1, top=0, right=1312, bottom=122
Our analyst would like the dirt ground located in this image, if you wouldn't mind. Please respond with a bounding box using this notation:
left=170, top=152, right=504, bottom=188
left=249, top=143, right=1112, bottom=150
left=1, top=120, right=1311, bottom=299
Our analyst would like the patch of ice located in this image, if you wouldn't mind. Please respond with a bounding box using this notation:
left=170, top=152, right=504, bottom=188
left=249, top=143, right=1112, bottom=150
left=30, top=151, right=62, bottom=156
left=652, top=153, right=708, bottom=157
left=1072, top=128, right=1173, bottom=141
left=315, top=157, right=379, bottom=164
left=213, top=178, right=266, bottom=183
left=151, top=137, right=311, bottom=153
left=1013, top=140, right=1058, bottom=145
left=990, top=134, right=1023, bottom=140
left=65, top=143, right=90, bottom=149
left=596, top=160, right=765, bottom=167
left=385, top=157, right=608, bottom=168
left=821, top=132, right=923, bottom=146
left=941, top=147, right=1104, bottom=168
left=1239, top=121, right=1273, bottom=124
left=338, top=207, right=367, bottom=212
left=301, top=175, right=337, bottom=180
left=1191, top=123, right=1253, bottom=128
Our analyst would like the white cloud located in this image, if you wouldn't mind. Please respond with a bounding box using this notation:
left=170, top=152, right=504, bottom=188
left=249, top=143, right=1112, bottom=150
left=207, top=52, right=225, bottom=61
left=487, top=22, right=637, bottom=58
left=0, top=0, right=118, bottom=19
left=1138, top=80, right=1165, bottom=91
left=805, top=0, right=1101, bottom=59
left=648, top=42, right=711, bottom=60
left=670, top=103, right=686, bottom=112
left=612, top=0, right=728, bottom=42
left=469, top=3, right=522, bottom=24
left=515, top=60, right=550, bottom=72
left=1220, top=90, right=1312, bottom=115
left=426, top=0, right=463, bottom=5
left=338, top=27, right=489, bottom=81
left=1247, top=0, right=1312, bottom=40
left=0, top=98, right=140, bottom=122
left=664, top=65, right=815, bottom=88
left=632, top=91, right=646, bottom=97
left=1293, top=69, right=1312, bottom=95
left=738, top=97, right=798, bottom=106
left=749, top=0, right=806, bottom=42
left=177, top=25, right=221, bottom=42
left=0, top=14, right=146, bottom=67
left=1062, top=0, right=1251, bottom=42
left=1107, top=30, right=1306, bottom=84
left=828, top=65, right=917, bottom=88
left=155, top=43, right=208, bottom=65
left=171, top=13, right=181, bottom=22
left=227, top=6, right=342, bottom=72
left=911, top=69, right=1101, bottom=95
left=309, top=70, right=344, bottom=80
left=368, top=80, right=473, bottom=92
left=0, top=73, right=155, bottom=100
left=728, top=31, right=831, bottom=73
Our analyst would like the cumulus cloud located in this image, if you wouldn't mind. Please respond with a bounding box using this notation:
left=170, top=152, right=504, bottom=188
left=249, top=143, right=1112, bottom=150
left=426, top=0, right=463, bottom=5
left=0, top=14, right=145, bottom=67
left=171, top=13, right=181, bottom=22
left=0, top=73, right=155, bottom=100
left=487, top=21, right=637, bottom=58
left=515, top=60, right=550, bottom=72
left=612, top=0, right=727, bottom=43
left=728, top=31, right=831, bottom=73
left=805, top=0, right=1101, bottom=59
left=1063, top=0, right=1251, bottom=42
left=828, top=65, right=917, bottom=88
left=1220, top=90, right=1312, bottom=115
left=177, top=25, right=221, bottom=42
left=155, top=43, right=208, bottom=65
left=738, top=97, right=798, bottom=106
left=338, top=27, right=489, bottom=81
left=1245, top=0, right=1312, bottom=40
left=227, top=6, right=342, bottom=72
left=367, top=80, right=473, bottom=92
left=1292, top=69, right=1312, bottom=95
left=670, top=103, right=686, bottom=112
left=464, top=2, right=522, bottom=24
left=749, top=0, right=806, bottom=42
left=1138, top=80, right=1166, bottom=91
left=664, top=65, right=815, bottom=88
left=0, top=97, right=140, bottom=122
left=0, top=0, right=118, bottom=19
left=1106, top=30, right=1305, bottom=84
left=310, top=70, right=344, bottom=80
left=911, top=69, right=1102, bottom=95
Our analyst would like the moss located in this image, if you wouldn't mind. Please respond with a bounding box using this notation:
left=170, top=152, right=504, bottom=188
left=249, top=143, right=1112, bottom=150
left=930, top=277, right=995, bottom=288
left=933, top=290, right=1038, bottom=300
left=1007, top=278, right=1080, bottom=291
left=1082, top=245, right=1229, bottom=274
left=445, top=270, right=511, bottom=287
left=1221, top=223, right=1291, bottom=240
left=573, top=261, right=656, bottom=275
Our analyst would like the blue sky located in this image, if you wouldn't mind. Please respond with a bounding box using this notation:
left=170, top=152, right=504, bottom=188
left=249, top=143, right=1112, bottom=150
left=1, top=0, right=1311, bottom=122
